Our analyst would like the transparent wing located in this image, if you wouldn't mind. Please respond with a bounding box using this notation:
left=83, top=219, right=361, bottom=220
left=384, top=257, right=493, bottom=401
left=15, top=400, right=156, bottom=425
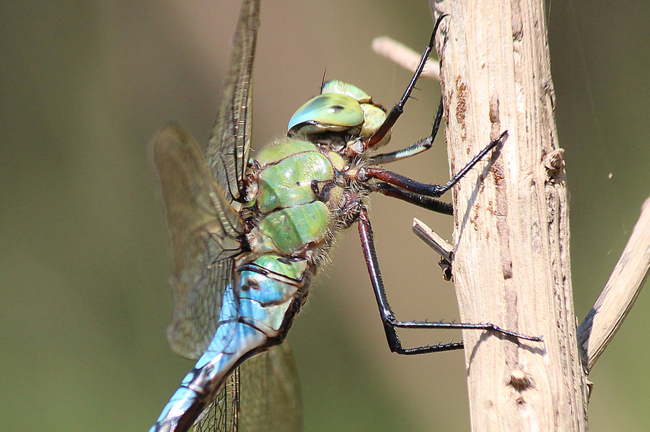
left=240, top=344, right=302, bottom=432
left=193, top=344, right=302, bottom=432
left=153, top=124, right=245, bottom=359
left=205, top=0, right=260, bottom=202
left=157, top=1, right=302, bottom=429
left=191, top=369, right=240, bottom=432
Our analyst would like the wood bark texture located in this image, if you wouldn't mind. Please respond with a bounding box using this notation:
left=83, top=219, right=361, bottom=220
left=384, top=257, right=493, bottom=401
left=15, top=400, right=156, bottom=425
left=431, top=0, right=589, bottom=430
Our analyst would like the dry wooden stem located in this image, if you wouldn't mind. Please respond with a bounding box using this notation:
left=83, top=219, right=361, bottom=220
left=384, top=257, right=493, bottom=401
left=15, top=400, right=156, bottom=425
left=377, top=3, right=647, bottom=430
left=432, top=0, right=586, bottom=430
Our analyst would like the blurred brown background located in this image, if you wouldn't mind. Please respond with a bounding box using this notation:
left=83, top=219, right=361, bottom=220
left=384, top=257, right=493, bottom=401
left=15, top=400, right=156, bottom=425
left=1, top=1, right=649, bottom=431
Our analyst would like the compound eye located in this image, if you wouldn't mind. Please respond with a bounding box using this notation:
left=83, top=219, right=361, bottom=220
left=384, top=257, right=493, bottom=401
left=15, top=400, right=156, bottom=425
left=288, top=93, right=363, bottom=133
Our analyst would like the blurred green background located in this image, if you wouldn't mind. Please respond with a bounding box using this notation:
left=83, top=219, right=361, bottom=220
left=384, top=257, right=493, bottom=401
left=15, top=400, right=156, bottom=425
left=1, top=0, right=649, bottom=431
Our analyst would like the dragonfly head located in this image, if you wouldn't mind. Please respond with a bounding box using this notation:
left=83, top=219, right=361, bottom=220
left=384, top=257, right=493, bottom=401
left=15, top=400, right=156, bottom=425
left=287, top=80, right=391, bottom=157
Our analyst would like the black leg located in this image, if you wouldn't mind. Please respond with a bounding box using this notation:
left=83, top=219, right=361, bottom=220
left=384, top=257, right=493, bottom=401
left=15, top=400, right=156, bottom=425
left=369, top=183, right=453, bottom=215
left=366, top=15, right=449, bottom=148
left=368, top=96, right=444, bottom=165
left=356, top=206, right=542, bottom=355
left=362, top=130, right=507, bottom=198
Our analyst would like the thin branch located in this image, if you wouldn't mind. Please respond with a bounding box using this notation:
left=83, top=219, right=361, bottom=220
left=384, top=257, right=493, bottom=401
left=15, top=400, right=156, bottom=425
left=577, top=196, right=650, bottom=372
left=372, top=37, right=441, bottom=81
left=412, top=218, right=453, bottom=281
left=412, top=218, right=453, bottom=261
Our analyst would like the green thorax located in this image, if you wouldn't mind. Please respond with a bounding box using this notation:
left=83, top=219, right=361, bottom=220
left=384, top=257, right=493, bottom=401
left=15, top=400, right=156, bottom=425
left=246, top=139, right=346, bottom=256
left=245, top=80, right=386, bottom=257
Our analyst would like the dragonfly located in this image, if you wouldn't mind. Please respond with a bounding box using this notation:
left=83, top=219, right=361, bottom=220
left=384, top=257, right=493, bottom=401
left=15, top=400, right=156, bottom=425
left=149, top=0, right=541, bottom=431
